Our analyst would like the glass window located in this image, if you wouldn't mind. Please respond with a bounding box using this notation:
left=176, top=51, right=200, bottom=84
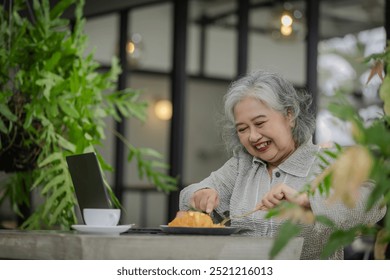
left=249, top=0, right=306, bottom=85
left=317, top=0, right=385, bottom=146
left=84, top=14, right=119, bottom=65
left=130, top=3, right=172, bottom=71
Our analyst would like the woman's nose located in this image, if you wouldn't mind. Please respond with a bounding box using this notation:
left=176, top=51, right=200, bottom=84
left=249, top=129, right=262, bottom=142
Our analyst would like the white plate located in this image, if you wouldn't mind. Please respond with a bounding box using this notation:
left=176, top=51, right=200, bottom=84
left=71, top=224, right=135, bottom=235
left=160, top=225, right=241, bottom=235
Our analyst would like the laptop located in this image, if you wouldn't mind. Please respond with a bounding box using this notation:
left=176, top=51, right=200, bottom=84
left=66, top=152, right=162, bottom=234
left=66, top=152, right=112, bottom=223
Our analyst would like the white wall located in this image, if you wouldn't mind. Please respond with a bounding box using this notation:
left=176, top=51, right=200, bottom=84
left=249, top=35, right=305, bottom=85
left=184, top=79, right=229, bottom=183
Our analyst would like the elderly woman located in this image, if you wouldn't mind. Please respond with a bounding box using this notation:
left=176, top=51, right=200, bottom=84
left=179, top=70, right=385, bottom=259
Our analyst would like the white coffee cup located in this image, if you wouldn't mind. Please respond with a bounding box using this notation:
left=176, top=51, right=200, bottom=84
left=83, top=208, right=121, bottom=226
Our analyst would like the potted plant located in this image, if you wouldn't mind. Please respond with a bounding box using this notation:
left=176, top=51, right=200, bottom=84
left=0, top=0, right=176, bottom=229
left=267, top=44, right=390, bottom=259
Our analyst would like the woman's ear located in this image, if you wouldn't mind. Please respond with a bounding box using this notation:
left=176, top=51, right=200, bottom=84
left=287, top=109, right=295, bottom=128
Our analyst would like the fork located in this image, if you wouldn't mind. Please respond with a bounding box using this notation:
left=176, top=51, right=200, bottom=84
left=219, top=206, right=262, bottom=226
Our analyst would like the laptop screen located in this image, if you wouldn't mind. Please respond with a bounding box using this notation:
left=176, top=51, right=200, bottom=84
left=66, top=152, right=112, bottom=222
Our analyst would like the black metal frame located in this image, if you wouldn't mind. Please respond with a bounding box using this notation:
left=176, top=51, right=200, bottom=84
left=168, top=0, right=189, bottom=221
left=114, top=9, right=130, bottom=203
left=305, top=0, right=319, bottom=123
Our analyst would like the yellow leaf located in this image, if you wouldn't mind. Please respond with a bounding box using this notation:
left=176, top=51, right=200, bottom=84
left=278, top=205, right=315, bottom=224
left=374, top=228, right=389, bottom=260
left=379, top=76, right=390, bottom=101
left=384, top=100, right=390, bottom=116
left=329, top=145, right=373, bottom=208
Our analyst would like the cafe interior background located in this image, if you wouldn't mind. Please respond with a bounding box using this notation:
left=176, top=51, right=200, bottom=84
left=0, top=0, right=387, bottom=248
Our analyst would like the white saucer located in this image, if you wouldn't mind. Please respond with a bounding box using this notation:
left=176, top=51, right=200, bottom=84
left=71, top=224, right=134, bottom=235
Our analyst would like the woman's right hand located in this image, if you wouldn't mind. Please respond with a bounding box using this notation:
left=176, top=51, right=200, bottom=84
left=189, top=188, right=219, bottom=214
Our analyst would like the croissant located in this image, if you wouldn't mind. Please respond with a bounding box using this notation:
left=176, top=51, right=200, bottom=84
left=168, top=211, right=224, bottom=227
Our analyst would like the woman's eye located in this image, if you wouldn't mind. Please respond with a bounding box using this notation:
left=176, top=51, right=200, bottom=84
left=255, top=122, right=264, bottom=127
left=237, top=127, right=247, bottom=133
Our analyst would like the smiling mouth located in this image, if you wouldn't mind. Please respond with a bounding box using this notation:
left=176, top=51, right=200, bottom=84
left=255, top=141, right=271, bottom=150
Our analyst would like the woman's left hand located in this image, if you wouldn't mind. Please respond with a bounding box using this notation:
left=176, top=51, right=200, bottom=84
left=257, top=183, right=310, bottom=210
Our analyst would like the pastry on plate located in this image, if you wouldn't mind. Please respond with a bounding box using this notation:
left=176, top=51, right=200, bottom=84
left=168, top=211, right=224, bottom=228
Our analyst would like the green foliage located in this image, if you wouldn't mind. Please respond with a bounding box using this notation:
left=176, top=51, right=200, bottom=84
left=311, top=92, right=390, bottom=257
left=0, top=0, right=177, bottom=229
left=321, top=225, right=378, bottom=259
left=269, top=221, right=301, bottom=259
left=268, top=66, right=390, bottom=258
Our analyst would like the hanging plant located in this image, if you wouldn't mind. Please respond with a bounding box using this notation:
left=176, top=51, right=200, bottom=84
left=0, top=0, right=177, bottom=229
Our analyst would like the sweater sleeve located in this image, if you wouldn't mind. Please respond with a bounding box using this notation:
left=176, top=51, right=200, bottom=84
left=179, top=155, right=239, bottom=213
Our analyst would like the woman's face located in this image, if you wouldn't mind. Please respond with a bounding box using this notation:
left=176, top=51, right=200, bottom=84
left=234, top=96, right=296, bottom=166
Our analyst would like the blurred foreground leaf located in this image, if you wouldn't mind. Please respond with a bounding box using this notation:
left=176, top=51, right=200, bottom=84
left=269, top=221, right=301, bottom=259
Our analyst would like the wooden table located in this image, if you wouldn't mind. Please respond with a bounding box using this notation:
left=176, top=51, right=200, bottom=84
left=0, top=229, right=303, bottom=260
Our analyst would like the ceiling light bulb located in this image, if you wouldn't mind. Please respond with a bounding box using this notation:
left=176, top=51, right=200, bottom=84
left=126, top=41, right=135, bottom=54
left=281, top=14, right=293, bottom=27
left=281, top=25, right=293, bottom=36
left=154, top=100, right=172, bottom=120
